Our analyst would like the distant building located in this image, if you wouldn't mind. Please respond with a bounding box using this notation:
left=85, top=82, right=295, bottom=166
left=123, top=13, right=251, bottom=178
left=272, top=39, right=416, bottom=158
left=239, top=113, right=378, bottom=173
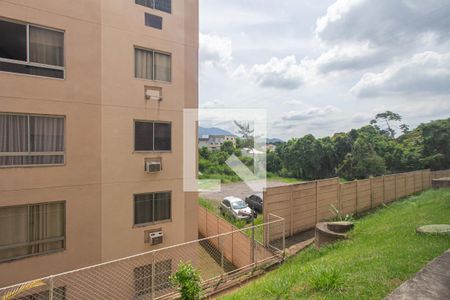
left=267, top=144, right=277, bottom=152
left=241, top=147, right=265, bottom=158
left=199, top=135, right=237, bottom=151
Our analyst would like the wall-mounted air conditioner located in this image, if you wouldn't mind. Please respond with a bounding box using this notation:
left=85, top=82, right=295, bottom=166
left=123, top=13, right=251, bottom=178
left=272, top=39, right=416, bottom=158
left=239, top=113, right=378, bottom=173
left=145, top=159, right=162, bottom=173
left=148, top=231, right=163, bottom=246
left=145, top=86, right=162, bottom=101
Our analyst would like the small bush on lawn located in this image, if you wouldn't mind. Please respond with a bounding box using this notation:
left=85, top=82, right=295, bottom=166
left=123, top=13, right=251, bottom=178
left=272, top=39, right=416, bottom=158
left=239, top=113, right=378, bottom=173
left=308, top=266, right=344, bottom=292
left=171, top=262, right=202, bottom=300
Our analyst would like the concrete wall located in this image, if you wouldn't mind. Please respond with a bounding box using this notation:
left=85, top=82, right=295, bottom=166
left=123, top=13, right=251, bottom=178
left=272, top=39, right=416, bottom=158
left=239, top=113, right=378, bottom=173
left=264, top=169, right=446, bottom=242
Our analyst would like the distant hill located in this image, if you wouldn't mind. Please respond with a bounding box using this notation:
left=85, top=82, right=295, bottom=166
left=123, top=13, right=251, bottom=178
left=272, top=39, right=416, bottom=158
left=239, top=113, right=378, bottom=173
left=198, top=127, right=235, bottom=137
left=267, top=138, right=284, bottom=144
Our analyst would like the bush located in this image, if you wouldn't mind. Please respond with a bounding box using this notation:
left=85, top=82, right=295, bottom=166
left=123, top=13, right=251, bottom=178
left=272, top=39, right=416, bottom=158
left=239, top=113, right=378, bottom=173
left=329, top=204, right=354, bottom=222
left=170, top=262, right=202, bottom=300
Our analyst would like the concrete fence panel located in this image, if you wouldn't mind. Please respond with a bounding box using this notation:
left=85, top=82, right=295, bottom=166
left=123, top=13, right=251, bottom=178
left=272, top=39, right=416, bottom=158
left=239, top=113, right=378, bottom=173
left=356, top=179, right=371, bottom=212
left=264, top=169, right=438, bottom=239
left=316, top=178, right=339, bottom=221
left=371, top=176, right=384, bottom=207
left=384, top=175, right=396, bottom=203
left=291, top=182, right=317, bottom=234
left=339, top=181, right=357, bottom=215
left=405, top=172, right=415, bottom=196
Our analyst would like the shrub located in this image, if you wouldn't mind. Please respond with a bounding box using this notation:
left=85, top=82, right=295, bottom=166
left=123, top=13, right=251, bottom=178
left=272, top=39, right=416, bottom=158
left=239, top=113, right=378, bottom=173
left=329, top=204, right=354, bottom=222
left=170, top=262, right=202, bottom=300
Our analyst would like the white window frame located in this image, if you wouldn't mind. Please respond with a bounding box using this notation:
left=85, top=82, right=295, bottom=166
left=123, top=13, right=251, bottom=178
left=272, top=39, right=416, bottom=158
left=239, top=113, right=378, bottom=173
left=134, top=46, right=172, bottom=83
left=133, top=119, right=172, bottom=153
left=0, top=18, right=65, bottom=79
left=135, top=0, right=172, bottom=14
left=0, top=201, right=66, bottom=263
left=133, top=191, right=172, bottom=227
left=0, top=112, right=66, bottom=168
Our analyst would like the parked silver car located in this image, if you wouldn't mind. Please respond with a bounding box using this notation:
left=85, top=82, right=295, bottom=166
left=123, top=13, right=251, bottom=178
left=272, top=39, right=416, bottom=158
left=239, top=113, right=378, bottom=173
left=219, top=196, right=253, bottom=222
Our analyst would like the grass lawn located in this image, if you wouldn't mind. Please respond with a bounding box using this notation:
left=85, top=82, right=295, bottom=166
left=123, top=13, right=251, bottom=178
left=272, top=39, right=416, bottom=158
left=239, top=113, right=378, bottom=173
left=221, top=189, right=450, bottom=300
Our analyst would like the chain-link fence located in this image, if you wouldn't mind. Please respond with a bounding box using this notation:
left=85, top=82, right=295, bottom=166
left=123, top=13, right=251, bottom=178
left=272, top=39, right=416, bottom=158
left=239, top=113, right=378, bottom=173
left=0, top=215, right=284, bottom=300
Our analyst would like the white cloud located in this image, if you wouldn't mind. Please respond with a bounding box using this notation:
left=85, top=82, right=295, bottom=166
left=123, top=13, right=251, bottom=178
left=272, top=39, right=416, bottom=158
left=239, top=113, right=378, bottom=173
left=201, top=99, right=225, bottom=108
left=351, top=51, right=450, bottom=98
left=351, top=112, right=373, bottom=123
left=286, top=99, right=303, bottom=106
left=314, top=43, right=386, bottom=73
left=313, top=0, right=450, bottom=72
left=282, top=105, right=340, bottom=121
left=237, top=55, right=308, bottom=89
left=200, top=33, right=233, bottom=67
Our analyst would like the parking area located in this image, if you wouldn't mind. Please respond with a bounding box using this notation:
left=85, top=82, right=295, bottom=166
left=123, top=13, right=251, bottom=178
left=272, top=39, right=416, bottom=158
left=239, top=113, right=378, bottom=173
left=200, top=180, right=289, bottom=205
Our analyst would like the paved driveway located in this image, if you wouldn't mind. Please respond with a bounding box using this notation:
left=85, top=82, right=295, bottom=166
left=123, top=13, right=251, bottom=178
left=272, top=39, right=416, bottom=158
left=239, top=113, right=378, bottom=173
left=200, top=180, right=290, bottom=205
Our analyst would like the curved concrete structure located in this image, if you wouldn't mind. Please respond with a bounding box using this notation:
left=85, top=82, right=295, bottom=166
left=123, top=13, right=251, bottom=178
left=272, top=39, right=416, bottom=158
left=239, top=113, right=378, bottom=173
left=315, top=221, right=354, bottom=249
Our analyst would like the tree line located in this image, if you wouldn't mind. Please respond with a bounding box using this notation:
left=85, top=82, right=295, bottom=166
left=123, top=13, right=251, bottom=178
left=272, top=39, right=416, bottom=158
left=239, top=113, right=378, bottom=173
left=269, top=113, right=450, bottom=180
left=199, top=112, right=450, bottom=182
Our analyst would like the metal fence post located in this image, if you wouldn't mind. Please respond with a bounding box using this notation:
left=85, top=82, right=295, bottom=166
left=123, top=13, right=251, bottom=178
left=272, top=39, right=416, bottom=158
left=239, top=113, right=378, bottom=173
left=220, top=235, right=224, bottom=273
left=282, top=217, right=286, bottom=259
left=151, top=252, right=155, bottom=300
left=49, top=276, right=54, bottom=300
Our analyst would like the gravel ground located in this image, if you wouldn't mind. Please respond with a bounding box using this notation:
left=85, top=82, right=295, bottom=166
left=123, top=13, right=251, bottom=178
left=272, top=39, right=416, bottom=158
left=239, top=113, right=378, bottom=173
left=200, top=180, right=290, bottom=205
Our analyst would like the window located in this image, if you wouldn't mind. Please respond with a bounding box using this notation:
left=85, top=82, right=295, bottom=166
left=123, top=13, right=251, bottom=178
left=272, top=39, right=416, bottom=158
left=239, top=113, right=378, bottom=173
left=134, top=121, right=171, bottom=152
left=135, top=48, right=171, bottom=82
left=134, top=192, right=171, bottom=225
left=0, top=113, right=65, bottom=167
left=134, top=259, right=172, bottom=297
left=0, top=19, right=64, bottom=79
left=0, top=202, right=65, bottom=263
left=145, top=13, right=163, bottom=30
left=136, top=0, right=172, bottom=14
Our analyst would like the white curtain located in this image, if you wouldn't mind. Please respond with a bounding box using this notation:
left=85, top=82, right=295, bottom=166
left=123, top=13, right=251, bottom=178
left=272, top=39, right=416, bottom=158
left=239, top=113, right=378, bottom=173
left=135, top=48, right=153, bottom=80
left=0, top=114, right=28, bottom=166
left=29, top=26, right=64, bottom=67
left=0, top=203, right=64, bottom=261
left=29, top=203, right=65, bottom=253
left=154, top=52, right=171, bottom=82
left=30, top=116, right=64, bottom=164
left=0, top=206, right=29, bottom=261
left=0, top=114, right=64, bottom=166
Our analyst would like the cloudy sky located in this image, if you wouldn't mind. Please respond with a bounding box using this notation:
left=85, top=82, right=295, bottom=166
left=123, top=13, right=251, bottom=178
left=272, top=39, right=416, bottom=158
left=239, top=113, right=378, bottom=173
left=198, top=0, right=450, bottom=140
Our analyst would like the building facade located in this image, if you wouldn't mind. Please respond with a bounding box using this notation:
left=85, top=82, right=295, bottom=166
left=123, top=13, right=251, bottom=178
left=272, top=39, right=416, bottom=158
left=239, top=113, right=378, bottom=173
left=0, top=0, right=198, bottom=288
left=198, top=135, right=236, bottom=151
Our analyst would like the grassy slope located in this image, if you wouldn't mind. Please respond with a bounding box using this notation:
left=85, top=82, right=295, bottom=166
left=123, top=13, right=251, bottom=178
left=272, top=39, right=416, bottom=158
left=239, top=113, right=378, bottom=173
left=222, top=189, right=450, bottom=300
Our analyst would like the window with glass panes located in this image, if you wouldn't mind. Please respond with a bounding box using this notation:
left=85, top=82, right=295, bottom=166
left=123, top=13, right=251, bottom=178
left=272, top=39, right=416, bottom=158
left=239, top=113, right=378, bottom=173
left=134, top=192, right=171, bottom=225
left=0, top=19, right=64, bottom=78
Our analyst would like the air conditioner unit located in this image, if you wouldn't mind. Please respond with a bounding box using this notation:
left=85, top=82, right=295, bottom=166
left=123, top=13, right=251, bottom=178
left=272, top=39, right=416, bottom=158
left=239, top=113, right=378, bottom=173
left=145, top=87, right=162, bottom=101
left=149, top=231, right=163, bottom=246
left=145, top=160, right=162, bottom=173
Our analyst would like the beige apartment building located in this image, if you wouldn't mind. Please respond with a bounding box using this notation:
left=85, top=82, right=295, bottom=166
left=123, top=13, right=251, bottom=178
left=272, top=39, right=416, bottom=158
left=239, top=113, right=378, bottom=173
left=0, top=0, right=198, bottom=288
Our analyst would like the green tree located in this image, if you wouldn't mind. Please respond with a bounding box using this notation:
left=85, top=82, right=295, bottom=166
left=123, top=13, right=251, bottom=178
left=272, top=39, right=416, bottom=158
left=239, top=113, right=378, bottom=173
left=199, top=146, right=210, bottom=159
left=370, top=111, right=407, bottom=138
left=267, top=150, right=282, bottom=174
left=234, top=121, right=254, bottom=148
left=220, top=141, right=235, bottom=155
